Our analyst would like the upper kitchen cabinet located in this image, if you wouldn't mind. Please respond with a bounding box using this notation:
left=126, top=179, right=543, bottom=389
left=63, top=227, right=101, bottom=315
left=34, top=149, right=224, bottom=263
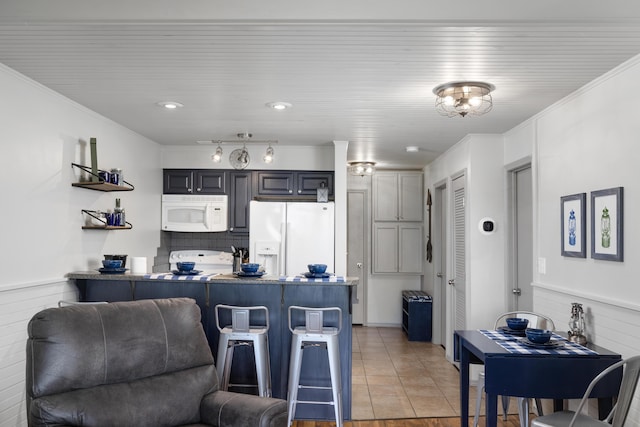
left=229, top=171, right=252, bottom=232
left=254, top=170, right=334, bottom=199
left=373, top=171, right=423, bottom=221
left=163, top=169, right=227, bottom=194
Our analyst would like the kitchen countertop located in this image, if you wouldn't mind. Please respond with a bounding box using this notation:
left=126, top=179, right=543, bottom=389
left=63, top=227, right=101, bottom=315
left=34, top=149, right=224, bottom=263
left=66, top=271, right=359, bottom=286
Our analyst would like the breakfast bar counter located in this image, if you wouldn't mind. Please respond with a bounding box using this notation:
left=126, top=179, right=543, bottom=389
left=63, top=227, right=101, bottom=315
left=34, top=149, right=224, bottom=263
left=67, top=272, right=358, bottom=421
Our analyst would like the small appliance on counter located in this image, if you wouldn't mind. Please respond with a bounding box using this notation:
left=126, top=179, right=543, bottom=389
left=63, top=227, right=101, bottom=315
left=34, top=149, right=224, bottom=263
left=168, top=250, right=233, bottom=275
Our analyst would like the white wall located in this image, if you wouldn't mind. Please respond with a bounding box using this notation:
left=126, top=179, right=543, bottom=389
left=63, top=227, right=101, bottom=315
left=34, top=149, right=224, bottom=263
left=510, top=55, right=640, bottom=358
left=424, top=134, right=506, bottom=331
left=0, top=64, right=162, bottom=427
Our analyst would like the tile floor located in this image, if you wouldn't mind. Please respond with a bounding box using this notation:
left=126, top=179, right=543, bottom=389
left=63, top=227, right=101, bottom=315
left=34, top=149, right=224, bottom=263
left=351, top=326, right=521, bottom=421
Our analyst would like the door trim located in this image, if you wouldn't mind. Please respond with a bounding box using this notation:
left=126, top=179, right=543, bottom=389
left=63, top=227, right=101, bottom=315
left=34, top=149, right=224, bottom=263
left=347, top=189, right=368, bottom=325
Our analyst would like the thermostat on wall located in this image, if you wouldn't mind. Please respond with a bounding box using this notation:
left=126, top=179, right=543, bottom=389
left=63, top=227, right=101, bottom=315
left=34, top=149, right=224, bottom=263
left=478, top=217, right=496, bottom=235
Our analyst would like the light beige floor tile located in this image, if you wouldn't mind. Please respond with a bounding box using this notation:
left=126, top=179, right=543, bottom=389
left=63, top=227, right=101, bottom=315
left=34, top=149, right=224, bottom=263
left=371, top=394, right=416, bottom=419
left=409, top=396, right=458, bottom=418
left=362, top=359, right=397, bottom=376
left=352, top=374, right=367, bottom=385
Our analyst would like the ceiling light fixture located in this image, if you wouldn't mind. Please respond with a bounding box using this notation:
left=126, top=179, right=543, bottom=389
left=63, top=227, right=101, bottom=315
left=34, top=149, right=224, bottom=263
left=348, top=161, right=376, bottom=177
left=156, top=101, right=184, bottom=110
left=432, top=81, right=495, bottom=118
left=211, top=144, right=223, bottom=163
left=265, top=102, right=292, bottom=110
left=263, top=144, right=275, bottom=164
left=406, top=146, right=419, bottom=152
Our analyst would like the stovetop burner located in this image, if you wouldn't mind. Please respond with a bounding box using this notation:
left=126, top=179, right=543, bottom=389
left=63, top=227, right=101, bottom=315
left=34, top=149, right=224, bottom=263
left=169, top=250, right=233, bottom=275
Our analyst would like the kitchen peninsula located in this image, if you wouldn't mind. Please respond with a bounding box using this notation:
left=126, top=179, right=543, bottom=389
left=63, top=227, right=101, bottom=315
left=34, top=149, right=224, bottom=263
left=66, top=272, right=358, bottom=421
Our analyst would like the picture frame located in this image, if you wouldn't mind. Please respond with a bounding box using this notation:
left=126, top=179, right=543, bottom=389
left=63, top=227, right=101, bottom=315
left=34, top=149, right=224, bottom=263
left=591, top=187, right=624, bottom=262
left=561, top=193, right=586, bottom=258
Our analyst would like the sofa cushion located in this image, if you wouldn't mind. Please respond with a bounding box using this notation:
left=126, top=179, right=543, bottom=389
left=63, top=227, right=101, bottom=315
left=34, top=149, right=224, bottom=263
left=29, top=365, right=217, bottom=427
left=27, top=298, right=215, bottom=399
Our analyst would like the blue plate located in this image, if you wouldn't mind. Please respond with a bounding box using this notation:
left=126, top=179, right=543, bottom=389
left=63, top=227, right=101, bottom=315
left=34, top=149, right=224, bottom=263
left=497, top=326, right=526, bottom=337
left=98, top=267, right=127, bottom=274
left=172, top=269, right=202, bottom=276
left=234, top=271, right=265, bottom=278
left=519, top=338, right=565, bottom=349
left=303, top=272, right=331, bottom=278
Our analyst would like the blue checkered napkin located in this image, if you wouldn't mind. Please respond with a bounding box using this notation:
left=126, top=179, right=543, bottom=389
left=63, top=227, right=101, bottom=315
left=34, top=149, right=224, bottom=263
left=479, top=329, right=519, bottom=341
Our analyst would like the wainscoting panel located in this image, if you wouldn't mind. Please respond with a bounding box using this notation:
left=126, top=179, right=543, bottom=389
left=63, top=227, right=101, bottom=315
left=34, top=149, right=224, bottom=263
left=0, top=279, right=77, bottom=427
left=533, top=281, right=640, bottom=358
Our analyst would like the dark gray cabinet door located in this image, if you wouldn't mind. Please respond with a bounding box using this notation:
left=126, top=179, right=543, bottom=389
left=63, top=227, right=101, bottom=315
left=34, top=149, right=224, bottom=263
left=195, top=170, right=227, bottom=194
left=296, top=171, right=334, bottom=196
left=254, top=171, right=295, bottom=196
left=229, top=171, right=252, bottom=232
left=163, top=169, right=194, bottom=194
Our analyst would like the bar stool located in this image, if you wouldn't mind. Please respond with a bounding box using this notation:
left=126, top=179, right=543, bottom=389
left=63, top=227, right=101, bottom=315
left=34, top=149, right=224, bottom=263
left=286, top=306, right=343, bottom=427
left=214, top=304, right=272, bottom=398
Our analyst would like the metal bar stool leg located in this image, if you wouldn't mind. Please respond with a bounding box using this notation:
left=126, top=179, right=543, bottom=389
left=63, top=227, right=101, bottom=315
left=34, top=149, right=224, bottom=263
left=287, top=335, right=304, bottom=427
left=326, top=336, right=343, bottom=427
left=253, top=334, right=272, bottom=397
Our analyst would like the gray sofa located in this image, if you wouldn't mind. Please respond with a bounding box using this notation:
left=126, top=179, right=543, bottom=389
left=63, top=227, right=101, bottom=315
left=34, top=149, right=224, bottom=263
left=26, top=297, right=288, bottom=427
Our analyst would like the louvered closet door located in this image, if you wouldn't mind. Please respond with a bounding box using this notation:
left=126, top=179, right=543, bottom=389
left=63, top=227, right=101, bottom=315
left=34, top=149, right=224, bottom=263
left=452, top=175, right=466, bottom=331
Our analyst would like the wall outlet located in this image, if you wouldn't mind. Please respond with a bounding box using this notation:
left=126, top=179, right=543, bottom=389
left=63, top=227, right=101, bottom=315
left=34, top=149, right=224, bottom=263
left=538, top=257, right=546, bottom=275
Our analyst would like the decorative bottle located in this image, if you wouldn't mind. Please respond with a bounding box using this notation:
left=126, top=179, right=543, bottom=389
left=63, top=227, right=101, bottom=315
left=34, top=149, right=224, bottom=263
left=601, top=206, right=610, bottom=248
left=114, top=198, right=126, bottom=227
left=568, top=209, right=576, bottom=246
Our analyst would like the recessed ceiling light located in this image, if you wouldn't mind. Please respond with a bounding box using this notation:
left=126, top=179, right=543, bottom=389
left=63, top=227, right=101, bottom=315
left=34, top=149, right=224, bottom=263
left=265, top=101, right=292, bottom=110
left=406, top=146, right=419, bottom=152
left=156, top=101, right=184, bottom=109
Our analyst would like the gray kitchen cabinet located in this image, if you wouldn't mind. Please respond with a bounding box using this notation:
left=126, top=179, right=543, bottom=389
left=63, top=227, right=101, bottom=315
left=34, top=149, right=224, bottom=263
left=372, top=223, right=423, bottom=274
left=373, top=171, right=423, bottom=221
left=163, top=169, right=227, bottom=194
left=229, top=171, right=252, bottom=232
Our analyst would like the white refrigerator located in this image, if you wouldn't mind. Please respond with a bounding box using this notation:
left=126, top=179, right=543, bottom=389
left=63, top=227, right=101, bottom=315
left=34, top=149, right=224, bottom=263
left=249, top=201, right=335, bottom=276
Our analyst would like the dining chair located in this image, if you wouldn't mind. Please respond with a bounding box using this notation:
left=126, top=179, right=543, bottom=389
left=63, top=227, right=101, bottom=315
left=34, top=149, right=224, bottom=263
left=531, top=355, right=640, bottom=427
left=473, top=311, right=556, bottom=427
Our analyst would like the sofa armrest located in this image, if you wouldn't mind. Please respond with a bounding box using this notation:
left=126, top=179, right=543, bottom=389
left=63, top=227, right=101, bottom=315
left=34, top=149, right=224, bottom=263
left=201, top=390, right=287, bottom=427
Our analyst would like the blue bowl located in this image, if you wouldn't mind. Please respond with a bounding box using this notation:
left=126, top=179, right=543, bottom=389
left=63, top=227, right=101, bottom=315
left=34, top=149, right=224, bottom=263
left=241, top=263, right=260, bottom=273
left=176, top=261, right=196, bottom=272
left=506, top=317, right=529, bottom=331
left=102, top=259, right=123, bottom=269
left=308, top=264, right=327, bottom=274
left=526, top=328, right=552, bottom=344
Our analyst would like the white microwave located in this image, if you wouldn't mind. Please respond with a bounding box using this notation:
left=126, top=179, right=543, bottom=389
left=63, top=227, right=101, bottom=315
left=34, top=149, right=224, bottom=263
left=161, top=194, right=228, bottom=232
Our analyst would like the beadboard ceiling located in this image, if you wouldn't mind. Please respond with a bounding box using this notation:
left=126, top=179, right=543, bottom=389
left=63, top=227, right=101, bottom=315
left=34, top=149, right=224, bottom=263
left=2, top=1, right=640, bottom=168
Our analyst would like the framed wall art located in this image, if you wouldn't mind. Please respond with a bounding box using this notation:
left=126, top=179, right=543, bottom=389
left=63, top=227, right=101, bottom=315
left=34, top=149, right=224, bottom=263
left=561, top=193, right=586, bottom=258
left=591, top=187, right=624, bottom=262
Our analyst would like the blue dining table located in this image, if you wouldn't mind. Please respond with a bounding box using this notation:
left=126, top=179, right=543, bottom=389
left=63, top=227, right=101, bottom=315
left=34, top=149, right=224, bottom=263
left=454, top=329, right=622, bottom=427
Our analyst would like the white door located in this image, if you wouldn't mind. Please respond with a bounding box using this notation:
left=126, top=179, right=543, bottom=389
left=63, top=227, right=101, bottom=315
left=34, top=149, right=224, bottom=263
left=446, top=175, right=466, bottom=361
left=434, top=184, right=447, bottom=347
left=348, top=191, right=367, bottom=324
left=513, top=166, right=533, bottom=311
left=285, top=202, right=335, bottom=276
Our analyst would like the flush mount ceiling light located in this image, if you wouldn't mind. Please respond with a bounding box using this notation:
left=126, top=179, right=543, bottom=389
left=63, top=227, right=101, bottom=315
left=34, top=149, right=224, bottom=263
left=265, top=101, right=292, bottom=110
left=211, top=144, right=223, bottom=163
left=432, top=81, right=495, bottom=118
left=155, top=101, right=184, bottom=110
left=263, top=144, right=275, bottom=164
left=406, top=146, right=419, bottom=152
left=348, top=161, right=376, bottom=177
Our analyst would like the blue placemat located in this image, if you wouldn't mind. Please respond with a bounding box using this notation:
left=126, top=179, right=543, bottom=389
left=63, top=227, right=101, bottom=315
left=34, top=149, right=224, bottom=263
left=143, top=273, right=218, bottom=281
left=479, top=329, right=598, bottom=355
left=279, top=276, right=346, bottom=283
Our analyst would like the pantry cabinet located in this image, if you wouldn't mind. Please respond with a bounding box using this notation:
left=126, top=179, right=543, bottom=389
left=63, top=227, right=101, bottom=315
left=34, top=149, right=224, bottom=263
left=371, top=170, right=424, bottom=275
left=373, top=223, right=423, bottom=274
left=373, top=171, right=423, bottom=221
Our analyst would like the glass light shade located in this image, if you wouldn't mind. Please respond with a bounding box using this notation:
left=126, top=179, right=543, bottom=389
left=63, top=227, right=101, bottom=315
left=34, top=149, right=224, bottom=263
left=211, top=145, right=223, bottom=163
left=263, top=145, right=274, bottom=163
left=348, top=161, right=376, bottom=176
left=433, top=81, right=495, bottom=118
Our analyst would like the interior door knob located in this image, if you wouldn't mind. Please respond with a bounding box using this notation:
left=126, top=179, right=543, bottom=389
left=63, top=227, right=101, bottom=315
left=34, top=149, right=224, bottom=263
left=356, top=263, right=363, bottom=268
left=448, top=279, right=455, bottom=286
